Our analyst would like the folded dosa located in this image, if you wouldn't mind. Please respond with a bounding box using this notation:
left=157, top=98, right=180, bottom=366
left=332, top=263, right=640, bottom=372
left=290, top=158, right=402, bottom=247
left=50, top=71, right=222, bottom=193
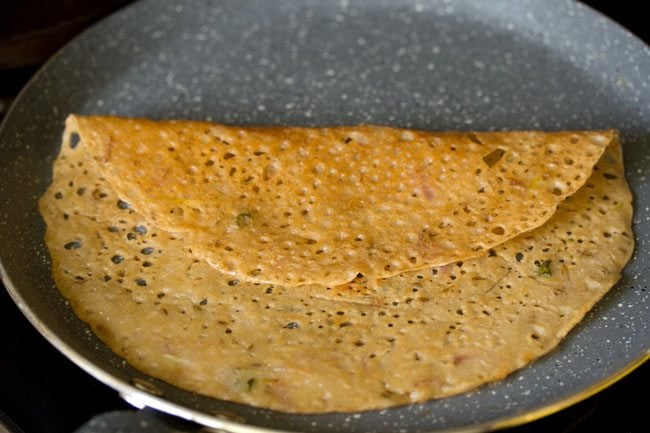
left=39, top=119, right=633, bottom=412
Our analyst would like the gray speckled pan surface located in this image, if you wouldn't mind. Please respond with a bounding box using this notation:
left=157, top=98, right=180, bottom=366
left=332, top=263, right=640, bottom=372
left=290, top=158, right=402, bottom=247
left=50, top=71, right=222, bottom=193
left=0, top=0, right=648, bottom=432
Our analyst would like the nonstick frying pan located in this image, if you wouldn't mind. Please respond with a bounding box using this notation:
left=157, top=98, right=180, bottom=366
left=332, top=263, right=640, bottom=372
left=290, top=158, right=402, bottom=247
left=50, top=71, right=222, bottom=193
left=0, top=1, right=649, bottom=432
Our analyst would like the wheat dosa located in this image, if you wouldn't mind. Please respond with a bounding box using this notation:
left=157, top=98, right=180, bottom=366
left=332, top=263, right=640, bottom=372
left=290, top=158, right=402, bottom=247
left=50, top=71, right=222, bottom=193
left=39, top=122, right=633, bottom=412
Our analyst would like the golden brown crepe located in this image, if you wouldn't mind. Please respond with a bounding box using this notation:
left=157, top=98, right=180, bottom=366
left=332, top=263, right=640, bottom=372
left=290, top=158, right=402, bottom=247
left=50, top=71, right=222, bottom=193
left=38, top=118, right=633, bottom=413
left=68, top=115, right=613, bottom=287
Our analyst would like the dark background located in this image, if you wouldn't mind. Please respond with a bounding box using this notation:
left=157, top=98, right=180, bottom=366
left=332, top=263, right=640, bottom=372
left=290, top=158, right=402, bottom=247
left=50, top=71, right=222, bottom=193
left=0, top=1, right=647, bottom=432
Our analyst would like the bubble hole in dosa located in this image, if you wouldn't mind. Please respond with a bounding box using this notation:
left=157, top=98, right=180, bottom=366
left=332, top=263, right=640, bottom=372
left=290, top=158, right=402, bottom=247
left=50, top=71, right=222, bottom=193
left=39, top=115, right=633, bottom=412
